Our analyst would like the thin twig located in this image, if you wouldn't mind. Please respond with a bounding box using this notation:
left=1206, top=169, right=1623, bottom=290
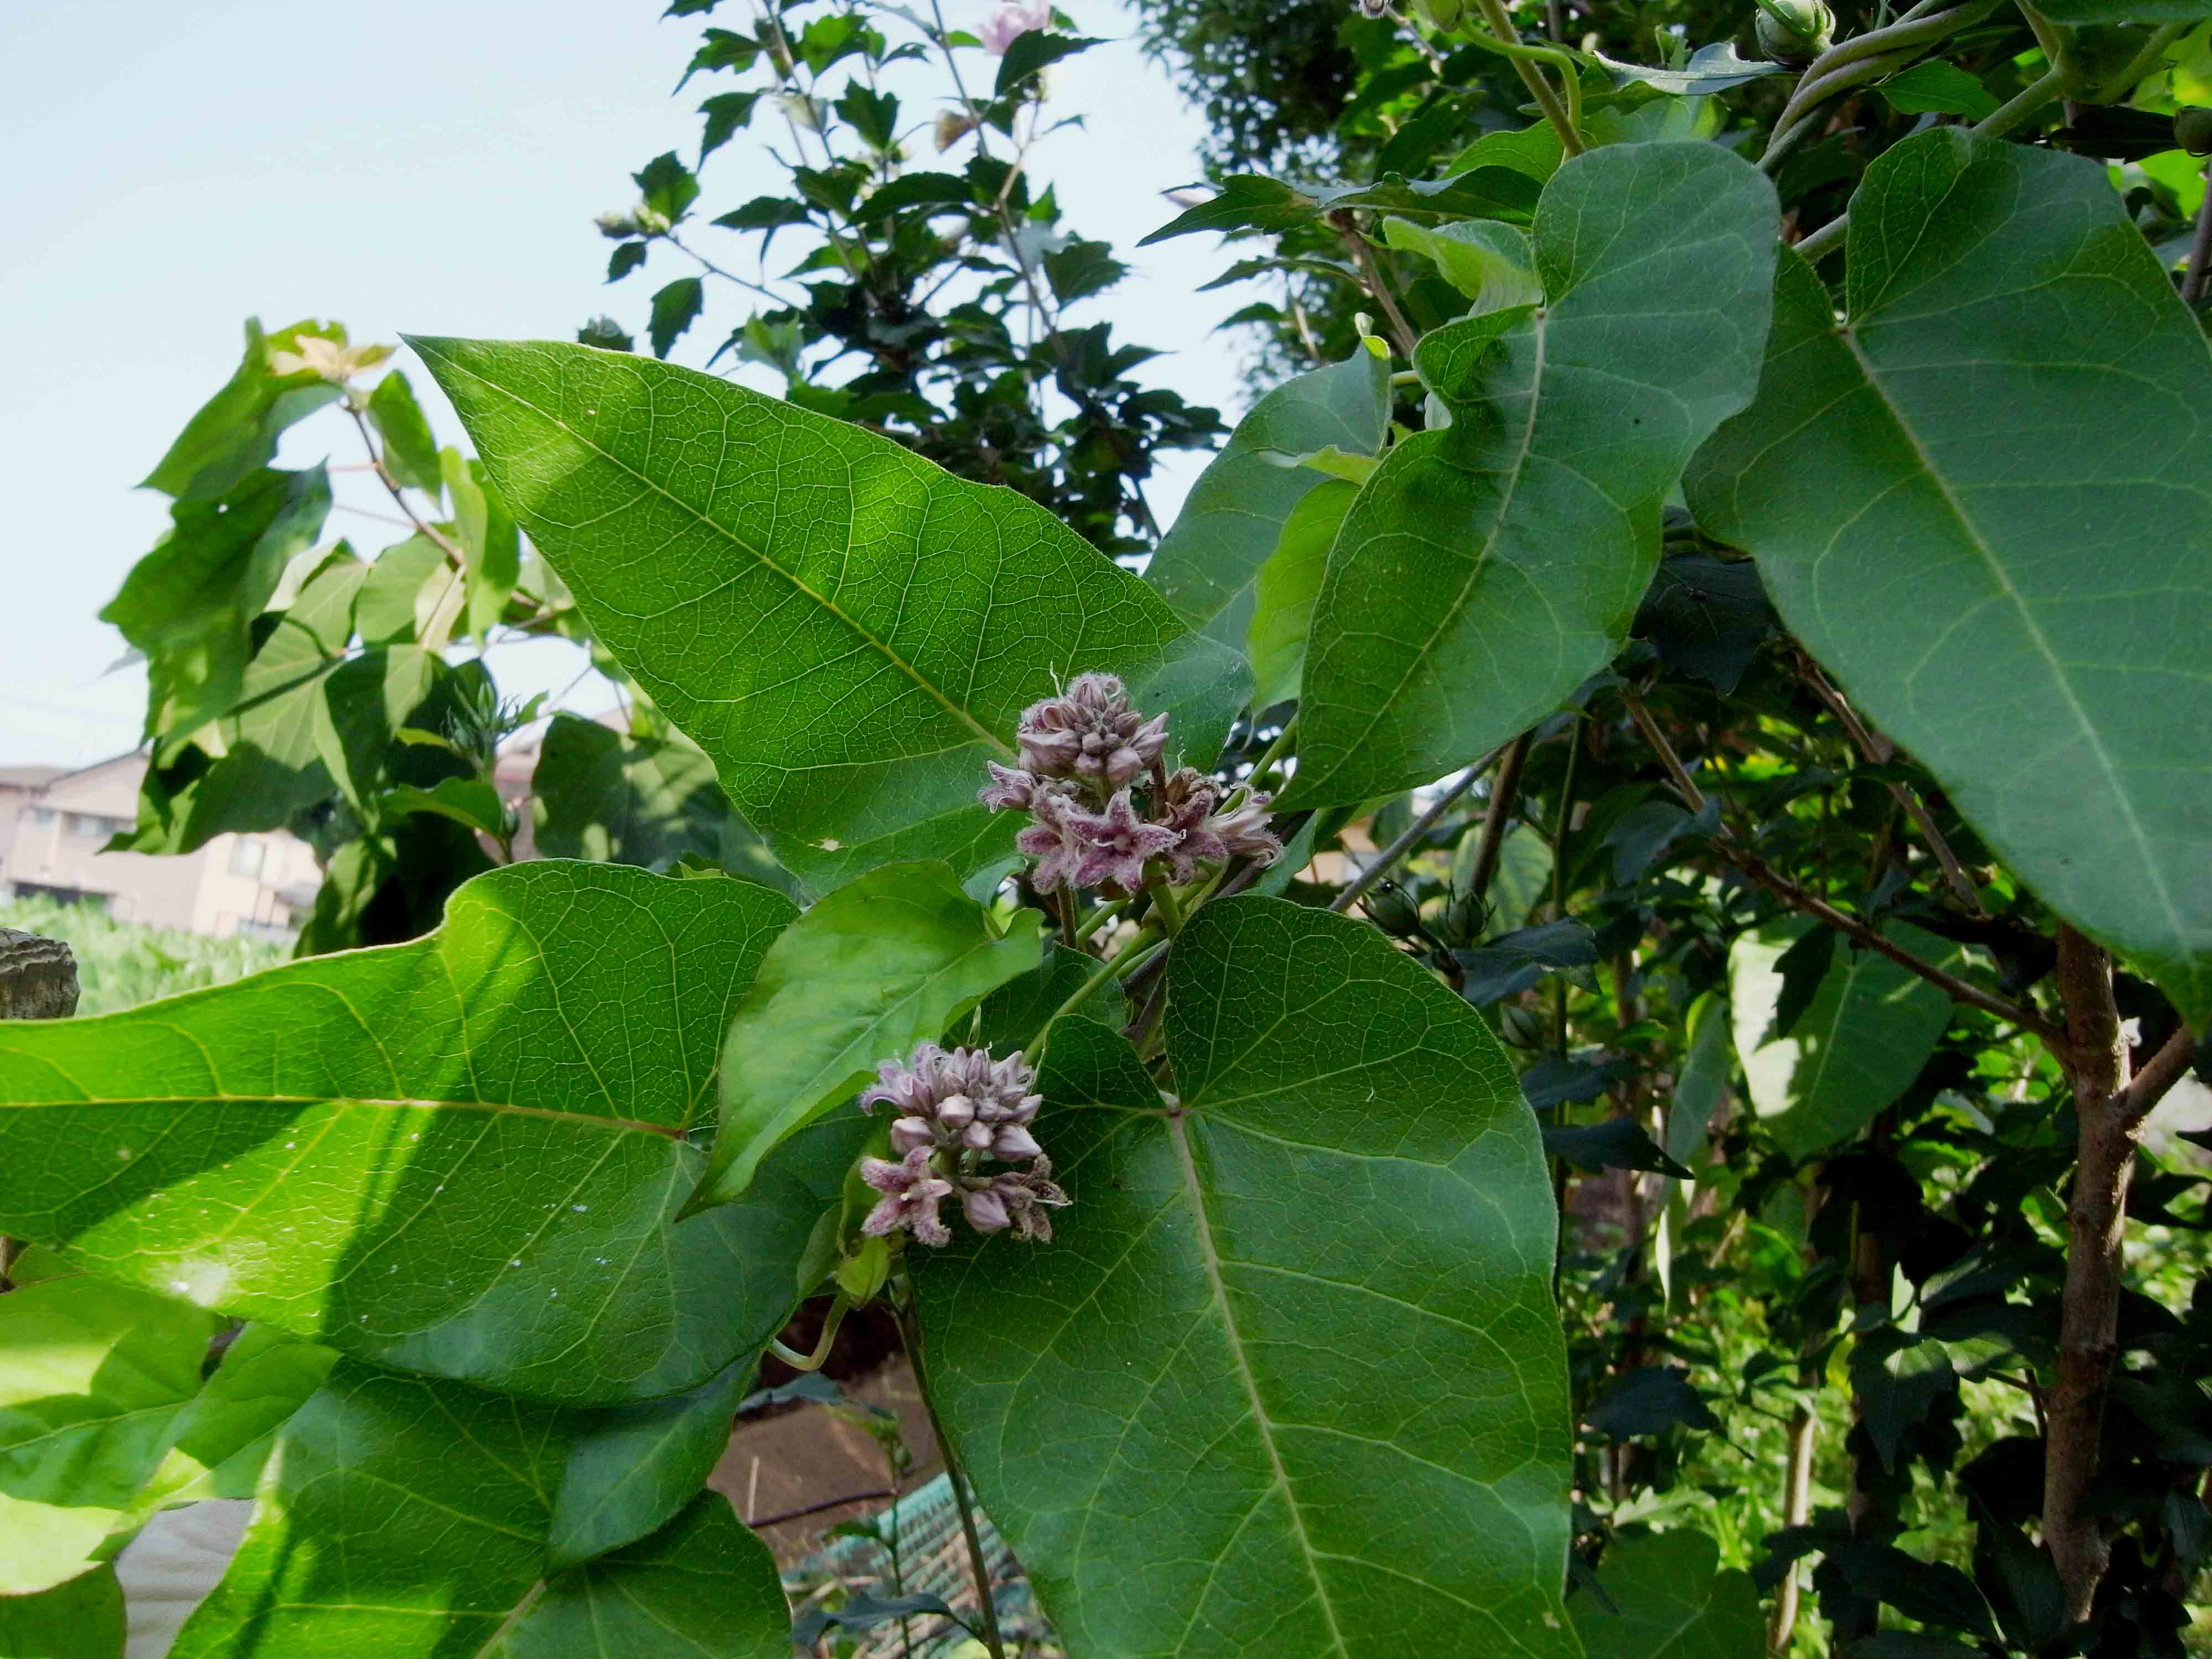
left=665, top=232, right=793, bottom=306
left=1462, top=732, right=1531, bottom=904
left=904, top=1307, right=1009, bottom=1659
left=1328, top=746, right=1508, bottom=915
left=1621, top=691, right=2058, bottom=1039
left=2181, top=163, right=2212, bottom=307
left=1797, top=656, right=1983, bottom=914
left=1328, top=214, right=1420, bottom=359
left=749, top=1488, right=899, bottom=1529
left=347, top=405, right=466, bottom=568
left=2116, top=1023, right=2200, bottom=1126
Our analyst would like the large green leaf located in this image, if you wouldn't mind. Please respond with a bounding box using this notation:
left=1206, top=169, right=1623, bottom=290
left=546, top=1360, right=748, bottom=1570
left=1571, top=1530, right=1765, bottom=1658
left=1287, top=143, right=1777, bottom=808
left=2033, top=0, right=2211, bottom=19
left=1729, top=918, right=1961, bottom=1157
left=696, top=861, right=1045, bottom=1208
left=1144, top=343, right=1392, bottom=654
left=916, top=896, right=1576, bottom=1658
left=411, top=336, right=1210, bottom=889
left=0, top=1563, right=126, bottom=1659
left=1687, top=129, right=2212, bottom=1026
left=1249, top=478, right=1358, bottom=708
left=0, top=1273, right=218, bottom=1593
left=171, top=1364, right=789, bottom=1659
left=0, top=862, right=858, bottom=1405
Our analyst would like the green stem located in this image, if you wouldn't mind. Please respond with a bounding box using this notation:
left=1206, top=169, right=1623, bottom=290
left=1029, top=927, right=1166, bottom=1066
left=900, top=1302, right=1009, bottom=1659
left=1073, top=897, right=1128, bottom=942
left=1245, top=714, right=1300, bottom=789
left=1146, top=874, right=1186, bottom=936
left=766, top=1292, right=851, bottom=1372
left=1468, top=0, right=1584, bottom=155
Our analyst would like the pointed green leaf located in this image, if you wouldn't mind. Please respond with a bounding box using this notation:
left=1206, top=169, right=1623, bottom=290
left=171, top=1364, right=789, bottom=1659
left=411, top=337, right=1203, bottom=888
left=381, top=776, right=510, bottom=838
left=1380, top=216, right=1542, bottom=309
left=1729, top=918, right=1961, bottom=1157
left=916, top=896, right=1575, bottom=1659
left=1248, top=478, right=1357, bottom=707
left=1571, top=1529, right=1765, bottom=1658
left=697, top=861, right=1045, bottom=1208
left=366, top=370, right=443, bottom=497
left=441, top=449, right=522, bottom=640
left=1145, top=342, right=1392, bottom=651
left=1687, top=130, right=2212, bottom=1026
left=1287, top=143, right=1777, bottom=809
left=116, top=1324, right=338, bottom=1524
left=0, top=863, right=859, bottom=1404
left=546, top=1360, right=748, bottom=1570
left=0, top=1274, right=218, bottom=1592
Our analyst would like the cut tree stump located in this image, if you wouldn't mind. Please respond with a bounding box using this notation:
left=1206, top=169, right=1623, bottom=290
left=0, top=928, right=79, bottom=1021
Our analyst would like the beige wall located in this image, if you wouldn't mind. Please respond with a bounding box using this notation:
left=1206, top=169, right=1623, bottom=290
left=1, top=754, right=319, bottom=939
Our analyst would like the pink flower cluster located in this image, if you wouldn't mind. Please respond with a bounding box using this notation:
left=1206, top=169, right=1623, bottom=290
left=982, top=672, right=1282, bottom=895
left=857, top=1043, right=1070, bottom=1245
left=978, top=0, right=1052, bottom=55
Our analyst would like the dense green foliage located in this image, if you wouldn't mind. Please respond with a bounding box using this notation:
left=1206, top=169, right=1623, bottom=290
left=0, top=896, right=284, bottom=1017
left=6, top=0, right=2212, bottom=1653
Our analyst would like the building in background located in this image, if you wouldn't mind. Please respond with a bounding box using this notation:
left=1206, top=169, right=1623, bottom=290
left=0, top=753, right=319, bottom=940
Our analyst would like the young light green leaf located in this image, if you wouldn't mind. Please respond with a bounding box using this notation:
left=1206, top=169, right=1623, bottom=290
left=1248, top=478, right=1357, bottom=707
left=546, top=1360, right=748, bottom=1571
left=1687, top=130, right=2212, bottom=1026
left=0, top=862, right=858, bottom=1405
left=1145, top=342, right=1392, bottom=653
left=0, top=1275, right=218, bottom=1593
left=411, top=336, right=1201, bottom=889
left=916, top=896, right=1576, bottom=1659
left=1571, top=1528, right=1765, bottom=1658
left=1380, top=216, right=1542, bottom=310
left=1288, top=143, right=1778, bottom=809
left=696, top=861, right=1045, bottom=1209
left=381, top=776, right=510, bottom=838
left=171, top=1364, right=789, bottom=1659
left=1729, top=918, right=1961, bottom=1157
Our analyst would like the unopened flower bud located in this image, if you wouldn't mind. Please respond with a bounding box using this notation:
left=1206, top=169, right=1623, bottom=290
left=1755, top=0, right=1833, bottom=62
left=935, top=108, right=979, bottom=151
left=890, top=1115, right=936, bottom=1156
left=1361, top=880, right=1425, bottom=939
left=963, top=1185, right=1013, bottom=1232
left=991, top=1124, right=1044, bottom=1161
left=596, top=210, right=641, bottom=239
left=2177, top=106, right=2212, bottom=157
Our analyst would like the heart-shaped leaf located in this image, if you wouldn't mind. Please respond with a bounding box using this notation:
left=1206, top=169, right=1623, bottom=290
left=0, top=862, right=858, bottom=1404
left=916, top=896, right=1575, bottom=1658
left=1288, top=142, right=1777, bottom=808
left=412, top=336, right=1224, bottom=889
left=1688, top=129, right=2212, bottom=1025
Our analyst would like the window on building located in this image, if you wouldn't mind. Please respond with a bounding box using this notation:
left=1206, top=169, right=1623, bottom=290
left=228, top=838, right=265, bottom=878
left=28, top=807, right=55, bottom=827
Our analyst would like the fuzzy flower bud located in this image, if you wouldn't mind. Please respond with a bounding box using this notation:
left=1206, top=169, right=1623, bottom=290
left=861, top=1043, right=1042, bottom=1156
left=1015, top=673, right=1169, bottom=791
left=960, top=1159, right=1071, bottom=1241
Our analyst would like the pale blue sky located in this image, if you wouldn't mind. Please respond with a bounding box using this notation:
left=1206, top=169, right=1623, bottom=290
left=0, top=0, right=1251, bottom=767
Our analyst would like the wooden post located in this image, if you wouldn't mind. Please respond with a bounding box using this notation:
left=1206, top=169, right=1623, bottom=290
left=1, top=928, right=78, bottom=1284
left=0, top=928, right=79, bottom=1021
